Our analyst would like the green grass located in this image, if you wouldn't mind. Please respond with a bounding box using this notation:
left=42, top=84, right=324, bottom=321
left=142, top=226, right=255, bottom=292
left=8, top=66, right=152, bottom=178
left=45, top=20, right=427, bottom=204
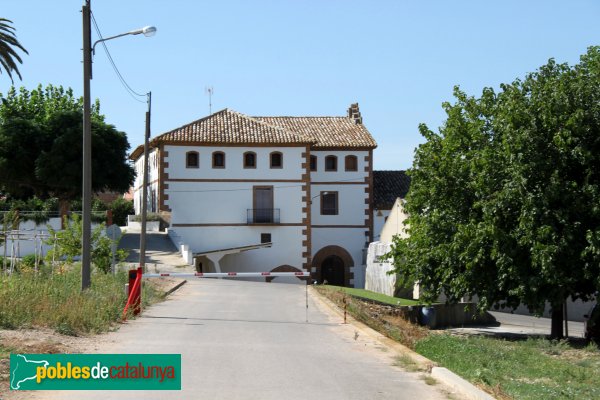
left=315, top=285, right=429, bottom=349
left=0, top=267, right=164, bottom=335
left=415, top=334, right=600, bottom=399
left=320, top=285, right=419, bottom=306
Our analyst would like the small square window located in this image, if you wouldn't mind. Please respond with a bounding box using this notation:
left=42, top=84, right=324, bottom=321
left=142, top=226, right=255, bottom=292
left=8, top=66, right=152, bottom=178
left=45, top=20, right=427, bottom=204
left=244, top=152, right=256, bottom=168
left=345, top=155, right=357, bottom=171
left=325, top=155, right=337, bottom=171
left=270, top=152, right=283, bottom=168
left=186, top=152, right=199, bottom=168
left=321, top=191, right=338, bottom=215
left=261, top=233, right=272, bottom=243
left=212, top=152, right=225, bottom=168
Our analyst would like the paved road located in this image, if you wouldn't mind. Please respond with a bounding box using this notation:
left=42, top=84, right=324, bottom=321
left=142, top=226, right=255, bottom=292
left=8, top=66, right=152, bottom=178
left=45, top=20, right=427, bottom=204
left=447, top=310, right=585, bottom=338
left=118, top=231, right=193, bottom=273
left=32, top=280, right=449, bottom=400
left=489, top=311, right=585, bottom=337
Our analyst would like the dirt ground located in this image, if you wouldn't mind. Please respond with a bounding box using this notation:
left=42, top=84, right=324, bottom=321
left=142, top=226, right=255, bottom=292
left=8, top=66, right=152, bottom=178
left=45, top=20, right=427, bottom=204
left=0, top=277, right=184, bottom=400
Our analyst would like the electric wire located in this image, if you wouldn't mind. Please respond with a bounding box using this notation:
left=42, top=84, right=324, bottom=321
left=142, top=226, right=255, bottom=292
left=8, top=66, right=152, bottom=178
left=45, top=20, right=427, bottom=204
left=2, top=177, right=366, bottom=195
left=165, top=177, right=368, bottom=193
left=90, top=12, right=146, bottom=103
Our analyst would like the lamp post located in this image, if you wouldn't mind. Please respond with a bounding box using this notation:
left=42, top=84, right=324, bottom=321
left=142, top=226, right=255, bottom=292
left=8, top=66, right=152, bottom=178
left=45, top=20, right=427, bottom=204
left=139, top=92, right=151, bottom=272
left=81, top=0, right=156, bottom=290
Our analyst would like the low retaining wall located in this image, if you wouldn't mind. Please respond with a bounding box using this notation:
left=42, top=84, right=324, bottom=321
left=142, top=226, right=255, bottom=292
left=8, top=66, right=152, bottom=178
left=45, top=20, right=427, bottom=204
left=126, top=217, right=160, bottom=232
left=349, top=295, right=495, bottom=329
left=403, top=303, right=496, bottom=329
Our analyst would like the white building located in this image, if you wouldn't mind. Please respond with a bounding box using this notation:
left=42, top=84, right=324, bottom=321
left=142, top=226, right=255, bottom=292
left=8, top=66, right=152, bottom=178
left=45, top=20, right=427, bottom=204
left=364, top=171, right=412, bottom=295
left=365, top=197, right=410, bottom=296
left=130, top=104, right=377, bottom=287
left=372, top=171, right=410, bottom=240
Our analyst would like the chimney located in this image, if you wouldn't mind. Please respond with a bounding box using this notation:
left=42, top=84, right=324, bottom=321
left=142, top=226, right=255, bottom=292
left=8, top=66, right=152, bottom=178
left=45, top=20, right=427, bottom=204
left=347, top=103, right=362, bottom=124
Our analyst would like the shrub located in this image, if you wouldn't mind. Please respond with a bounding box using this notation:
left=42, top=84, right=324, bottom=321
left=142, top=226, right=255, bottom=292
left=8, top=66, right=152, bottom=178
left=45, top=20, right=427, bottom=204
left=130, top=212, right=160, bottom=222
left=44, top=214, right=127, bottom=273
left=20, top=254, right=41, bottom=269
left=109, top=197, right=134, bottom=226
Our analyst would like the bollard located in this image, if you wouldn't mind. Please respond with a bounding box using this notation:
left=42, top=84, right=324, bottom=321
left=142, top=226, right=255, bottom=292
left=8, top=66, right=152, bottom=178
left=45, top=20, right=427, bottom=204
left=127, top=267, right=142, bottom=316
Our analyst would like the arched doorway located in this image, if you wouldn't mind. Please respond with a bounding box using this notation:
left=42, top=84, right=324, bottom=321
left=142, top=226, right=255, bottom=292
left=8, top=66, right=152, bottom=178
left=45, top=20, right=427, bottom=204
left=312, top=245, right=354, bottom=287
left=321, top=255, right=345, bottom=286
left=265, top=265, right=307, bottom=283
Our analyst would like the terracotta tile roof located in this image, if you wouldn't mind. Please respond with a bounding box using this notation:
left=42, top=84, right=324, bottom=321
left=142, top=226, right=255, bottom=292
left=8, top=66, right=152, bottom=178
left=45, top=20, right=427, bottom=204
left=131, top=109, right=311, bottom=159
left=130, top=106, right=377, bottom=160
left=373, top=170, right=411, bottom=209
left=254, top=116, right=377, bottom=149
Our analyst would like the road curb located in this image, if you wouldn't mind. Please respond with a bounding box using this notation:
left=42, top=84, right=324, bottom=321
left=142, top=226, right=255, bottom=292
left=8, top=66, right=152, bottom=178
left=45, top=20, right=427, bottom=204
left=309, top=287, right=496, bottom=400
left=431, top=367, right=495, bottom=400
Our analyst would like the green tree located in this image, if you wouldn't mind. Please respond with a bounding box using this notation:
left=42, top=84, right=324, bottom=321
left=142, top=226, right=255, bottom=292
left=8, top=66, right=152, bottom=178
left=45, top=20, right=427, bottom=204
left=390, top=47, right=600, bottom=338
left=0, top=85, right=133, bottom=207
left=0, top=18, right=28, bottom=83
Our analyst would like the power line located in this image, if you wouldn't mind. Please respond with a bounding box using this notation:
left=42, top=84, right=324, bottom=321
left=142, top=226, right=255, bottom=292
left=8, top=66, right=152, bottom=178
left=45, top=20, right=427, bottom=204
left=166, top=177, right=368, bottom=193
left=90, top=12, right=146, bottom=104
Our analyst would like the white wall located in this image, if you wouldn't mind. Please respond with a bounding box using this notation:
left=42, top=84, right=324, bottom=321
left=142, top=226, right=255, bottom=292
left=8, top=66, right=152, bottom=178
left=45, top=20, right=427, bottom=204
left=173, top=225, right=305, bottom=272
left=365, top=242, right=396, bottom=296
left=132, top=144, right=375, bottom=286
left=162, top=144, right=307, bottom=272
left=310, top=184, right=368, bottom=226
left=373, top=209, right=391, bottom=241
left=0, top=218, right=103, bottom=259
left=167, top=181, right=304, bottom=225
left=165, top=145, right=305, bottom=180
left=380, top=198, right=409, bottom=243
left=133, top=148, right=160, bottom=214
left=310, top=150, right=368, bottom=183
left=309, top=150, right=370, bottom=287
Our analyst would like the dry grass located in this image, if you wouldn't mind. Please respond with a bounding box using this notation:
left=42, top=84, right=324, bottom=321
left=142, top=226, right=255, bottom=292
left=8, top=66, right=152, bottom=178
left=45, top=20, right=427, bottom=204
left=392, top=354, right=424, bottom=372
left=315, top=285, right=428, bottom=349
left=0, top=267, right=164, bottom=335
left=421, top=375, right=438, bottom=385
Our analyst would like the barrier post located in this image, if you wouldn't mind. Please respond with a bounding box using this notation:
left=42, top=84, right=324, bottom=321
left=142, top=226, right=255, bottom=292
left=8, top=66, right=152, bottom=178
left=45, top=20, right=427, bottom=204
left=106, top=209, right=113, bottom=226
left=343, top=294, right=347, bottom=324
left=127, top=267, right=142, bottom=316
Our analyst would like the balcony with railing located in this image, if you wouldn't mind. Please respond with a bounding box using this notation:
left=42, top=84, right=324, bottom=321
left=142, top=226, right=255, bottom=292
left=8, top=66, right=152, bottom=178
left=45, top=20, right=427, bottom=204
left=247, top=209, right=280, bottom=224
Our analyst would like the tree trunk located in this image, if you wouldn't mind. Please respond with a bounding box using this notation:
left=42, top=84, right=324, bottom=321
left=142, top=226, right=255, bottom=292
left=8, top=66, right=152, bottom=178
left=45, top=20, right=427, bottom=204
left=550, top=305, right=564, bottom=339
left=58, top=199, right=70, bottom=229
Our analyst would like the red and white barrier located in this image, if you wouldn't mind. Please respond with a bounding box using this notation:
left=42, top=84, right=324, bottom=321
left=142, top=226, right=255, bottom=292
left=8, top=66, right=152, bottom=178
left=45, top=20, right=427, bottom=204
left=142, top=271, right=310, bottom=278
left=124, top=270, right=311, bottom=323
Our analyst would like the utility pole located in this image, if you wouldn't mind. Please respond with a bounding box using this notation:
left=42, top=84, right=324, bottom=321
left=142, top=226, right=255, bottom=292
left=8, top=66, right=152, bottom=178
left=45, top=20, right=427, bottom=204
left=81, top=0, right=92, bottom=290
left=139, top=92, right=151, bottom=272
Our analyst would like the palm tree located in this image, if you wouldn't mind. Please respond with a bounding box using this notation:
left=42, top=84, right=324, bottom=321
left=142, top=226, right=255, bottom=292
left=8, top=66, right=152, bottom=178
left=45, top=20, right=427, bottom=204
left=0, top=18, right=28, bottom=83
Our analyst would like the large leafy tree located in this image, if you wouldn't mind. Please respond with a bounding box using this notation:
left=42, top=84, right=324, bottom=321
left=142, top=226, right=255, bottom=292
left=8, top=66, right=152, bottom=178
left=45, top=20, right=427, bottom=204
left=0, top=85, right=134, bottom=207
left=390, top=47, right=600, bottom=338
left=0, top=18, right=28, bottom=83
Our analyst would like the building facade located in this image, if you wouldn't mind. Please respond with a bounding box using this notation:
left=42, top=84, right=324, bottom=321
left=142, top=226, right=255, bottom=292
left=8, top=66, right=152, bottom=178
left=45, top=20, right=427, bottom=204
left=131, top=104, right=377, bottom=287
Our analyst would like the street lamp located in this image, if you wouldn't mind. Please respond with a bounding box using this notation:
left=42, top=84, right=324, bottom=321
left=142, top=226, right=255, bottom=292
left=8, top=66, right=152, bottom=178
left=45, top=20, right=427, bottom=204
left=309, top=192, right=329, bottom=204
left=81, top=0, right=156, bottom=290
left=92, top=26, right=157, bottom=55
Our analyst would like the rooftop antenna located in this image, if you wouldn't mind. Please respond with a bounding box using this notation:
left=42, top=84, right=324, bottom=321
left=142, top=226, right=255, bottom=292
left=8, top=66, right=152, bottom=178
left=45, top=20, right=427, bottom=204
left=205, top=86, right=214, bottom=115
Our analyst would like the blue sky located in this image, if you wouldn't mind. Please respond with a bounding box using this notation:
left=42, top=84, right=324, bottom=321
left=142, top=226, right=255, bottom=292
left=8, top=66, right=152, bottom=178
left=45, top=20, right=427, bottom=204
left=2, top=1, right=599, bottom=170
